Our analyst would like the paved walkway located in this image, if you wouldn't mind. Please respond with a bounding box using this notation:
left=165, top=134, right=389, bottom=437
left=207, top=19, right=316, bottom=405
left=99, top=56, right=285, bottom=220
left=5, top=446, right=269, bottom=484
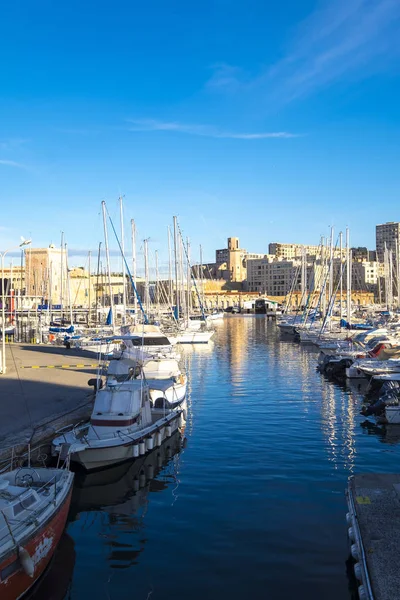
left=0, top=343, right=99, bottom=448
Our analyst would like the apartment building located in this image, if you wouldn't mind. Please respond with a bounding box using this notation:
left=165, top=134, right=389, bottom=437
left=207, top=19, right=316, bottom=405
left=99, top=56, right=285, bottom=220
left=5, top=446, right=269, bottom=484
left=246, top=257, right=322, bottom=295
left=376, top=222, right=400, bottom=263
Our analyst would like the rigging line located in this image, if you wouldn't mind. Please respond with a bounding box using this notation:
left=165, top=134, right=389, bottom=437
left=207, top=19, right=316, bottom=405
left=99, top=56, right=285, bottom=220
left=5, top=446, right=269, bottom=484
left=176, top=219, right=205, bottom=320
left=106, top=206, right=148, bottom=324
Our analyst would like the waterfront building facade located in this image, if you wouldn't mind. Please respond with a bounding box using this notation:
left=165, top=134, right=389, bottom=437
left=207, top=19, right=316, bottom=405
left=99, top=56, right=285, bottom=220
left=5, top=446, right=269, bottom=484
left=376, top=222, right=400, bottom=263
left=25, top=246, right=68, bottom=304
left=246, top=257, right=322, bottom=295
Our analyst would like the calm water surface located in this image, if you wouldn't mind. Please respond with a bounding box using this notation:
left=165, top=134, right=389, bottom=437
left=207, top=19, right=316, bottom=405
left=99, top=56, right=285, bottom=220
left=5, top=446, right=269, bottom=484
left=52, top=317, right=400, bottom=599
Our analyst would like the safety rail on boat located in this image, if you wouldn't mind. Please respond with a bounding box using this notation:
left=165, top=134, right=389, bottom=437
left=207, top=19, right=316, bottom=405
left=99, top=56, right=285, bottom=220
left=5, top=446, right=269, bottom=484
left=54, top=420, right=90, bottom=443
left=0, top=469, right=69, bottom=545
left=0, top=443, right=51, bottom=475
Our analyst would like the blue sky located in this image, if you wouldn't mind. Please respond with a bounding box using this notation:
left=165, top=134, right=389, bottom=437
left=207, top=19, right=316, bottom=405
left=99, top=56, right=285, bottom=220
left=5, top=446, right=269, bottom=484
left=1, top=0, right=400, bottom=273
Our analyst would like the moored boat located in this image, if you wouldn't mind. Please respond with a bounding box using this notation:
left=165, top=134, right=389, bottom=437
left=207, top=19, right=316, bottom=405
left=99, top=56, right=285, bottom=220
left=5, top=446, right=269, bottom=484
left=52, top=377, right=186, bottom=471
left=0, top=465, right=74, bottom=600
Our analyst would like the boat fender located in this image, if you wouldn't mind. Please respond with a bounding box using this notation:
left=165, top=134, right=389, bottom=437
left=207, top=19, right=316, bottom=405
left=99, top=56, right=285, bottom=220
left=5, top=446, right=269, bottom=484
left=179, top=375, right=184, bottom=385
left=358, top=585, right=367, bottom=600
left=139, top=470, right=146, bottom=487
left=351, top=544, right=359, bottom=561
left=139, top=441, right=146, bottom=456
left=166, top=426, right=172, bottom=437
left=19, top=546, right=34, bottom=578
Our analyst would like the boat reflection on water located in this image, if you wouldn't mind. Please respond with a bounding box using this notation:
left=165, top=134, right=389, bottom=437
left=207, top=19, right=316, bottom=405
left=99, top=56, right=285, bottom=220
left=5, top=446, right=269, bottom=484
left=360, top=420, right=400, bottom=445
left=70, top=430, right=185, bottom=516
left=27, top=533, right=76, bottom=600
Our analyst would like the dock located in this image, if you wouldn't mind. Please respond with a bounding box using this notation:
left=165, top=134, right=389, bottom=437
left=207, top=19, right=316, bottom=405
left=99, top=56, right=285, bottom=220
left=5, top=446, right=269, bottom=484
left=0, top=343, right=98, bottom=457
left=346, top=473, right=400, bottom=600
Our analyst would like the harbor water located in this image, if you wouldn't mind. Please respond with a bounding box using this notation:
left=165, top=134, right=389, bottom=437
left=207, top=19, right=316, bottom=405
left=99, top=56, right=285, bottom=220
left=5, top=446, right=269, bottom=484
left=40, top=317, right=400, bottom=599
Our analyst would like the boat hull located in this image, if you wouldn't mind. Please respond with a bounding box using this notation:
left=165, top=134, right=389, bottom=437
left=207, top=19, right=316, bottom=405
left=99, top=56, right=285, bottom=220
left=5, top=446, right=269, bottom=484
left=176, top=331, right=214, bottom=344
left=0, top=485, right=73, bottom=600
left=149, top=381, right=186, bottom=405
left=380, top=406, right=400, bottom=424
left=68, top=413, right=183, bottom=471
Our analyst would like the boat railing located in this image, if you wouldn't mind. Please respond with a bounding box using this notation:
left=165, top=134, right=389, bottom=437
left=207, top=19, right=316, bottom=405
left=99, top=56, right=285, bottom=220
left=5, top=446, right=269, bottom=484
left=0, top=443, right=50, bottom=475
left=0, top=470, right=68, bottom=545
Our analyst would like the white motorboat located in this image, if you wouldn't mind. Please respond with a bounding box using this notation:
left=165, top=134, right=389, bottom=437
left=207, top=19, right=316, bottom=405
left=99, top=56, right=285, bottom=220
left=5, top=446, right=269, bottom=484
left=0, top=464, right=74, bottom=600
left=176, top=329, right=214, bottom=344
left=52, top=378, right=185, bottom=471
left=119, top=325, right=180, bottom=361
left=206, top=312, right=224, bottom=321
left=107, top=356, right=187, bottom=406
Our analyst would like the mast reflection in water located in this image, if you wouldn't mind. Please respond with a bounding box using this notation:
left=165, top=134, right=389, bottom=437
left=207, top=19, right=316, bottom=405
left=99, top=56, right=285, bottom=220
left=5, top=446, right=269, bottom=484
left=61, top=318, right=400, bottom=600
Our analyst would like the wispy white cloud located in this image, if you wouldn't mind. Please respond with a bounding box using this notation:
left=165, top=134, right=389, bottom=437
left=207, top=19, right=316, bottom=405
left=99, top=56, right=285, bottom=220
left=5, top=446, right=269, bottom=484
left=207, top=0, right=400, bottom=100
left=127, top=119, right=297, bottom=139
left=0, top=159, right=28, bottom=169
left=0, top=138, right=29, bottom=151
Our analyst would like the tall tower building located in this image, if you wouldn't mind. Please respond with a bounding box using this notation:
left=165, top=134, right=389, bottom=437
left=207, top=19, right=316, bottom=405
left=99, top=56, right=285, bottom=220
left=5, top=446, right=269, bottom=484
left=25, top=245, right=68, bottom=304
left=376, top=222, right=400, bottom=262
left=227, top=237, right=247, bottom=283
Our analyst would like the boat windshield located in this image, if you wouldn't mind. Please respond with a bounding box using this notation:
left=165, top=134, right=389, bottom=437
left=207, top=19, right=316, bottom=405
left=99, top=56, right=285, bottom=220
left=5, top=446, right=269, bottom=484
left=130, top=337, right=171, bottom=347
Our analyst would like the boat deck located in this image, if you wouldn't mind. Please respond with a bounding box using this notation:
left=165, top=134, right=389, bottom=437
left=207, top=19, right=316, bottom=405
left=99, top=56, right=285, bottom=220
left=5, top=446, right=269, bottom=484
left=346, top=473, right=400, bottom=599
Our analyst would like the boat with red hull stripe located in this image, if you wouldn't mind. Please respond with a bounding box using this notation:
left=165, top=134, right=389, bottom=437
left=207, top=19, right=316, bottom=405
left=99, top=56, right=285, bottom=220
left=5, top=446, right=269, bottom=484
left=0, top=466, right=74, bottom=599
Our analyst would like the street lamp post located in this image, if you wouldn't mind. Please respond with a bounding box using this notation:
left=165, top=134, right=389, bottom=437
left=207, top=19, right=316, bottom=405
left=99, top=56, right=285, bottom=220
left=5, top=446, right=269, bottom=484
left=1, top=239, right=32, bottom=374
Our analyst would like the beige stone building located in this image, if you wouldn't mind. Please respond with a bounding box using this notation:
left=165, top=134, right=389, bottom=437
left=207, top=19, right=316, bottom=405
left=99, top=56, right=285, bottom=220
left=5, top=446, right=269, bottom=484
left=246, top=256, right=323, bottom=295
left=25, top=246, right=68, bottom=304
left=215, top=237, right=264, bottom=283
left=268, top=242, right=345, bottom=260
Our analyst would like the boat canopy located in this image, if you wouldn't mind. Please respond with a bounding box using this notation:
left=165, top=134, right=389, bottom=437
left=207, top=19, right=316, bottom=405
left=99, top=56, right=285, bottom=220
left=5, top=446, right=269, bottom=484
left=145, top=379, right=175, bottom=392
left=93, top=385, right=142, bottom=417
left=107, top=359, right=138, bottom=377
left=143, top=359, right=179, bottom=378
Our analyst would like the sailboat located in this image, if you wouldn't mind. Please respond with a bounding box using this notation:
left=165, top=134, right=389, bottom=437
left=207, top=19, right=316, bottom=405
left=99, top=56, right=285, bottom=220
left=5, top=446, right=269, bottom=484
left=0, top=462, right=73, bottom=600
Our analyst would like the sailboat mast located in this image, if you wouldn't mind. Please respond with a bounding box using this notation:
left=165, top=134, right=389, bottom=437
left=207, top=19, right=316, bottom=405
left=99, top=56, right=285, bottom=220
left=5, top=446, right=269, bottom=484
left=200, top=244, right=205, bottom=310
left=131, top=219, right=137, bottom=318
left=179, top=235, right=185, bottom=318
left=339, top=232, right=343, bottom=323
left=119, top=196, right=127, bottom=324
left=173, top=216, right=179, bottom=319
left=186, top=237, right=190, bottom=322
left=328, top=226, right=334, bottom=330
left=65, top=243, right=73, bottom=326
left=155, top=249, right=159, bottom=310
left=144, top=238, right=150, bottom=317
left=95, top=242, right=101, bottom=327
left=346, top=227, right=351, bottom=325
left=60, top=231, right=64, bottom=321
left=88, top=250, right=91, bottom=325
left=101, top=201, right=115, bottom=333
left=167, top=226, right=173, bottom=310
left=300, top=246, right=306, bottom=308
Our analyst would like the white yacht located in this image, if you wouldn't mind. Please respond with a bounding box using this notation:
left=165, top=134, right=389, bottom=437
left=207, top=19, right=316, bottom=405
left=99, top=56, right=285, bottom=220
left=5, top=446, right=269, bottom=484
left=52, top=377, right=185, bottom=471
left=119, top=325, right=180, bottom=361
left=107, top=356, right=187, bottom=406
